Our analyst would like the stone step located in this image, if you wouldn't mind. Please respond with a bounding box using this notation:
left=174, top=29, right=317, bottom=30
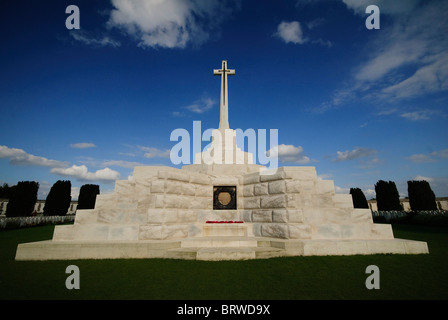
left=167, top=246, right=285, bottom=261
left=181, top=236, right=258, bottom=248
left=202, top=224, right=247, bottom=237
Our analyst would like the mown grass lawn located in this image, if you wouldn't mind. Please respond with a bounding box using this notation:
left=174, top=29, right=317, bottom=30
left=0, top=224, right=447, bottom=300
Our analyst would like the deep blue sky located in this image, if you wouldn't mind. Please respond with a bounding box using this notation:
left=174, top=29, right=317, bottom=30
left=1, top=0, right=447, bottom=200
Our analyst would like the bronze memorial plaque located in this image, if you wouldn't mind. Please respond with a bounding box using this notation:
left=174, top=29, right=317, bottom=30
left=213, top=186, right=237, bottom=210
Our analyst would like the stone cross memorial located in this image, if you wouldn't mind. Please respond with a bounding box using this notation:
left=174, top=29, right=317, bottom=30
left=16, top=60, right=428, bottom=261
left=214, top=60, right=235, bottom=130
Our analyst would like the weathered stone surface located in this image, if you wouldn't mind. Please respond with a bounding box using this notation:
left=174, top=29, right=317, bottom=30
left=241, top=172, right=260, bottom=184
left=243, top=197, right=260, bottom=209
left=286, top=180, right=301, bottom=193
left=261, top=194, right=287, bottom=208
left=254, top=183, right=268, bottom=196
left=109, top=225, right=139, bottom=240
left=315, top=180, right=335, bottom=194
left=189, top=173, right=211, bottom=185
left=165, top=181, right=182, bottom=194
left=268, top=180, right=286, bottom=194
left=182, top=183, right=196, bottom=196
left=261, top=224, right=289, bottom=239
left=260, top=170, right=285, bottom=182
left=288, top=224, right=312, bottom=239
left=332, top=194, right=354, bottom=208
left=195, top=185, right=210, bottom=197
left=74, top=210, right=98, bottom=225
left=273, top=209, right=304, bottom=223
left=151, top=180, right=165, bottom=193
left=252, top=210, right=273, bottom=222
left=243, top=185, right=254, bottom=197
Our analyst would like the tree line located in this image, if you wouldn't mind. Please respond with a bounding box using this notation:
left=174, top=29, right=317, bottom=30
left=0, top=181, right=100, bottom=217
left=350, top=180, right=438, bottom=211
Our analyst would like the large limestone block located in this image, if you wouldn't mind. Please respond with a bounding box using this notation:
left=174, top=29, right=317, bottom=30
left=212, top=175, right=239, bottom=185
left=182, top=183, right=196, bottom=196
left=97, top=209, right=128, bottom=224
left=132, top=166, right=166, bottom=179
left=260, top=223, right=289, bottom=239
left=282, top=166, right=317, bottom=180
left=139, top=224, right=189, bottom=240
left=268, top=180, right=286, bottom=194
left=55, top=224, right=110, bottom=241
left=94, top=194, right=116, bottom=210
left=243, top=185, right=254, bottom=196
left=147, top=209, right=197, bottom=224
left=190, top=196, right=211, bottom=209
left=241, top=172, right=260, bottom=185
left=285, top=180, right=301, bottom=193
left=109, top=225, right=139, bottom=240
left=151, top=180, right=165, bottom=193
left=254, top=183, right=268, bottom=196
left=311, top=193, right=334, bottom=207
left=189, top=172, right=211, bottom=185
left=260, top=170, right=286, bottom=182
left=288, top=224, right=312, bottom=239
left=315, top=180, right=335, bottom=194
left=272, top=209, right=304, bottom=223
left=159, top=170, right=190, bottom=182
left=134, top=179, right=152, bottom=195
left=332, top=194, right=354, bottom=208
left=260, top=194, right=287, bottom=208
left=243, top=197, right=260, bottom=209
left=165, top=181, right=182, bottom=194
left=351, top=209, right=373, bottom=223
left=195, top=185, right=211, bottom=197
left=371, top=224, right=394, bottom=239
left=74, top=209, right=98, bottom=225
left=114, top=180, right=136, bottom=197
left=252, top=210, right=273, bottom=222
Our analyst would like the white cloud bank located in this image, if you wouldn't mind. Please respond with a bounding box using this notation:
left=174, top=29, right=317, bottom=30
left=268, top=144, right=311, bottom=164
left=0, top=145, right=120, bottom=183
left=107, top=0, right=239, bottom=49
left=334, top=147, right=377, bottom=162
left=0, top=145, right=68, bottom=168
left=316, top=1, right=448, bottom=112
left=51, top=165, right=120, bottom=182
left=70, top=142, right=96, bottom=149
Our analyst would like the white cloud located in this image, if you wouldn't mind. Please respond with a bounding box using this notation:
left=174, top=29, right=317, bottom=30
left=400, top=110, right=434, bottom=121
left=185, top=97, right=215, bottom=114
left=318, top=1, right=448, bottom=111
left=407, top=149, right=448, bottom=163
left=275, top=21, right=306, bottom=44
left=413, top=175, right=434, bottom=182
left=342, top=0, right=421, bottom=15
left=51, top=165, right=120, bottom=182
left=108, top=0, right=239, bottom=49
left=70, top=30, right=121, bottom=47
left=70, top=142, right=96, bottom=149
left=102, top=160, right=146, bottom=169
left=139, top=146, right=171, bottom=159
left=0, top=145, right=68, bottom=168
left=268, top=144, right=311, bottom=164
left=334, top=147, right=377, bottom=162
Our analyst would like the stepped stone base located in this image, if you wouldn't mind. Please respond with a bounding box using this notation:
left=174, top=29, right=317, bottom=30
left=15, top=236, right=428, bottom=261
left=15, top=164, right=430, bottom=261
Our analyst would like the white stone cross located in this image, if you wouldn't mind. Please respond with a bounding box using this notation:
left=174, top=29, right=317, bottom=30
left=214, top=60, right=235, bottom=129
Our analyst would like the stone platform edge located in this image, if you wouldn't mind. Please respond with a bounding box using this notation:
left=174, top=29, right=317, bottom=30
left=15, top=238, right=429, bottom=261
